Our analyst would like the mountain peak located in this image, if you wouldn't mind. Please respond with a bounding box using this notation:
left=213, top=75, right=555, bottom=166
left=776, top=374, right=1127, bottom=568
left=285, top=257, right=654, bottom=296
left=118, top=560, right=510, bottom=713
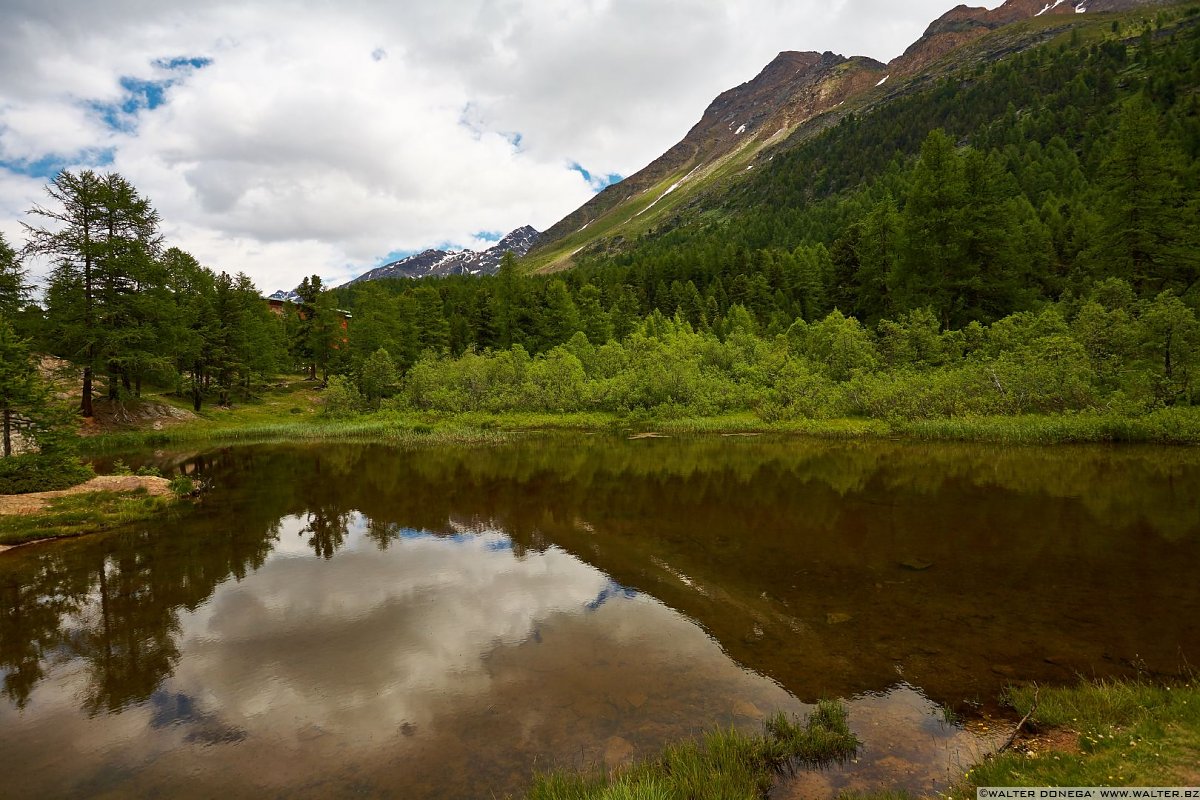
left=344, top=226, right=541, bottom=285
left=532, top=45, right=887, bottom=252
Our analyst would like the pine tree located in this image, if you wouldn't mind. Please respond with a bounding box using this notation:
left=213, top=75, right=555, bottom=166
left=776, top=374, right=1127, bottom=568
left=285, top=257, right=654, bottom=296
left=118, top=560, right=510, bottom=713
left=537, top=279, right=581, bottom=348
left=577, top=284, right=612, bottom=344
left=161, top=248, right=215, bottom=412
left=413, top=286, right=450, bottom=354
left=294, top=275, right=324, bottom=379
left=494, top=252, right=520, bottom=348
left=894, top=130, right=969, bottom=326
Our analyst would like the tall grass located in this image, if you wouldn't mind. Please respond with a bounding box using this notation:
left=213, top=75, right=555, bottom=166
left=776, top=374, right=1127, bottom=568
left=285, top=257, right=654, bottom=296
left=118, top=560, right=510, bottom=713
left=896, top=409, right=1200, bottom=444
left=79, top=417, right=516, bottom=452
left=78, top=381, right=1200, bottom=452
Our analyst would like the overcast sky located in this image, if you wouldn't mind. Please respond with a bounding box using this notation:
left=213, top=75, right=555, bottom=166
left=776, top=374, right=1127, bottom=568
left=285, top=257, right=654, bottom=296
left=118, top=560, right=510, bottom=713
left=0, top=0, right=1001, bottom=292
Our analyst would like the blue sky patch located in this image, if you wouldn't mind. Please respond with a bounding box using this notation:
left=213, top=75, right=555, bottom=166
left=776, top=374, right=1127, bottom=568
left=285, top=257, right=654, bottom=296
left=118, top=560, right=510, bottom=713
left=120, top=76, right=169, bottom=111
left=569, top=161, right=623, bottom=191
left=88, top=56, right=211, bottom=133
left=378, top=249, right=418, bottom=265
left=473, top=230, right=502, bottom=242
left=153, top=56, right=213, bottom=71
left=0, top=148, right=115, bottom=179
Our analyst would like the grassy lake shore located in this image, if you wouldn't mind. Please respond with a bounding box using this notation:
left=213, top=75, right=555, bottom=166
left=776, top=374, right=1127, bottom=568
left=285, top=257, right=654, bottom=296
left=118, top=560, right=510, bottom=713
left=519, top=679, right=1200, bottom=800
left=78, top=394, right=1200, bottom=452
left=0, top=474, right=183, bottom=548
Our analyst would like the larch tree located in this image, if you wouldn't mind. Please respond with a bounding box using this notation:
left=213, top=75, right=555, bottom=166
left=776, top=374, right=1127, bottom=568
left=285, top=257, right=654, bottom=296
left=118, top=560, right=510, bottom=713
left=23, top=170, right=162, bottom=417
left=1094, top=94, right=1196, bottom=295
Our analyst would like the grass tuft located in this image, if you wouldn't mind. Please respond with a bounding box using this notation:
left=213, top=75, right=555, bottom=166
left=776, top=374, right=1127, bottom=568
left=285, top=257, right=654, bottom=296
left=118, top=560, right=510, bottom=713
left=523, top=701, right=858, bottom=799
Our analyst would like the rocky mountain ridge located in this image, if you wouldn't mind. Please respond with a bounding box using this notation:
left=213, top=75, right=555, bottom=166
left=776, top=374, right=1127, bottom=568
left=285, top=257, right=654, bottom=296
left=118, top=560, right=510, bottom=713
left=345, top=225, right=539, bottom=285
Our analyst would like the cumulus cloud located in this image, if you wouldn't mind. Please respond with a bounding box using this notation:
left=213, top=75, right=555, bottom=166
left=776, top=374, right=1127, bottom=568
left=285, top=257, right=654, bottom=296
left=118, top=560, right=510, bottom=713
left=0, top=0, right=999, bottom=291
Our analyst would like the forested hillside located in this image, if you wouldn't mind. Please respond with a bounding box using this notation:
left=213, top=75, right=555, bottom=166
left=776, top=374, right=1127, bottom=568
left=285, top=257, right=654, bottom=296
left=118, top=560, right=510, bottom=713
left=306, top=7, right=1199, bottom=425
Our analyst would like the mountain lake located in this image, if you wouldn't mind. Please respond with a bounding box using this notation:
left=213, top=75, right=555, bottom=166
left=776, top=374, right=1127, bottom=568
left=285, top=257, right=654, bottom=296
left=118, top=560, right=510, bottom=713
left=1, top=436, right=1198, bottom=798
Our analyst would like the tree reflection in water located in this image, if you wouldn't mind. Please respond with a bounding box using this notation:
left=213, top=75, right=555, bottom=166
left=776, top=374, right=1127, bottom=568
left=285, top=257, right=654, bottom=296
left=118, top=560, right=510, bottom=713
left=1, top=435, right=1199, bottom=720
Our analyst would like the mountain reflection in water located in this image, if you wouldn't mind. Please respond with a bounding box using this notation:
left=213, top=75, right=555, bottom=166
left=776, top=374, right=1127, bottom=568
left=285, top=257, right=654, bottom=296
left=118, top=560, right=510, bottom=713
left=1, top=437, right=1197, bottom=799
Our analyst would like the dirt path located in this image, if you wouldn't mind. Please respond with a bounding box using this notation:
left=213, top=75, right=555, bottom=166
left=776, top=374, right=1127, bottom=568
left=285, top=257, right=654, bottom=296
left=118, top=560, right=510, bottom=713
left=0, top=475, right=172, bottom=516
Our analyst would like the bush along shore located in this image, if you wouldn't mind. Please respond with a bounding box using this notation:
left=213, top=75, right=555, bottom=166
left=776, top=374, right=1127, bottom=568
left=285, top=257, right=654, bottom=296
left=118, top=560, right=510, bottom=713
left=77, top=398, right=1200, bottom=453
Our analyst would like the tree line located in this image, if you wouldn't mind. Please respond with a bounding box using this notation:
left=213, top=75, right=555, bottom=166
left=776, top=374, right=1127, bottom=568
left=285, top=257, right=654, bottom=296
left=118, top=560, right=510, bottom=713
left=0, top=171, right=353, bottom=488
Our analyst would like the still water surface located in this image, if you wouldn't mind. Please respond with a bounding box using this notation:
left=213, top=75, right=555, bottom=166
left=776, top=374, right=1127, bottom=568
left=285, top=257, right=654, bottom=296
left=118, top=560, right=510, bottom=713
left=1, top=437, right=1198, bottom=798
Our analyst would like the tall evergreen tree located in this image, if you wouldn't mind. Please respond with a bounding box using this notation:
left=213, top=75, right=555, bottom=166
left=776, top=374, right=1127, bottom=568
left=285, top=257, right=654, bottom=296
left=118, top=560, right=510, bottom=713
left=294, top=275, right=324, bottom=379
left=0, top=232, right=29, bottom=319
left=413, top=286, right=449, bottom=355
left=1093, top=94, right=1197, bottom=295
left=494, top=252, right=520, bottom=348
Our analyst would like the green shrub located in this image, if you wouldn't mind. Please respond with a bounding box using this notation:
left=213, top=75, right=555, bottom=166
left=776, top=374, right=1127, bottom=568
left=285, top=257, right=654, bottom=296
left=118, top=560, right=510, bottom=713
left=168, top=474, right=195, bottom=497
left=321, top=375, right=363, bottom=417
left=0, top=454, right=94, bottom=494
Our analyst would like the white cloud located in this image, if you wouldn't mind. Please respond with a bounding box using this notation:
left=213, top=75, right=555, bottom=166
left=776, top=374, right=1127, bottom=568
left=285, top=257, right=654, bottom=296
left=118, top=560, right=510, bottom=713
left=0, top=0, right=1000, bottom=291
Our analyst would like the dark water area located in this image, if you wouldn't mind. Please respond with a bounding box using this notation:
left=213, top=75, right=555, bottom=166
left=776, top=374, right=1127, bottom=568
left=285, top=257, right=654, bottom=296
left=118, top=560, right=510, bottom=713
left=1, top=436, right=1198, bottom=798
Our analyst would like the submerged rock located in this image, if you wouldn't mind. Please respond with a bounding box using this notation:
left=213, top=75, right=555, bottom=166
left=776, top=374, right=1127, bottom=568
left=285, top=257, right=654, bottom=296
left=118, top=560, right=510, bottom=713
left=604, top=735, right=635, bottom=765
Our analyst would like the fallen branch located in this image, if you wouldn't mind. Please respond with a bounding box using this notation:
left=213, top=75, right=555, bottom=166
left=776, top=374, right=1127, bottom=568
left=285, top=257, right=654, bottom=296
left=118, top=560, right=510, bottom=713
left=997, top=685, right=1040, bottom=754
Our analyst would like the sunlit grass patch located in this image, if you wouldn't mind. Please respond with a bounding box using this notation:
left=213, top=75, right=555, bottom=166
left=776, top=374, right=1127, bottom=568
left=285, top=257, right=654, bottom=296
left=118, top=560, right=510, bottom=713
left=954, top=679, right=1200, bottom=795
left=0, top=489, right=179, bottom=546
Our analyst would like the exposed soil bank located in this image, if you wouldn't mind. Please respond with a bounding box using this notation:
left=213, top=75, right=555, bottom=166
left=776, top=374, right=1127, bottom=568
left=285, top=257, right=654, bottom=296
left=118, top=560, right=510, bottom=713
left=0, top=475, right=174, bottom=551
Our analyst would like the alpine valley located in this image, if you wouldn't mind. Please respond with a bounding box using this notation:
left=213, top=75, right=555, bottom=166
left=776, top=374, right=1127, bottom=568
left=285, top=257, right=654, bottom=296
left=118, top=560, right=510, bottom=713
left=5, top=3, right=1200, bottom=800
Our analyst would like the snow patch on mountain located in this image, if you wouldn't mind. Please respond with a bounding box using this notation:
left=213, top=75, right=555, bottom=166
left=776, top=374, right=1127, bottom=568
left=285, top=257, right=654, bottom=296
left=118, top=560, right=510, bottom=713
left=1035, top=0, right=1069, bottom=16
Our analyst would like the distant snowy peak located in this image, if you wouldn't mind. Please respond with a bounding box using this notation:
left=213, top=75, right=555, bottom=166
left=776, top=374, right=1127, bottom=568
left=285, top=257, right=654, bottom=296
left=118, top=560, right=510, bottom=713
left=345, top=226, right=540, bottom=284
left=267, top=289, right=302, bottom=303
